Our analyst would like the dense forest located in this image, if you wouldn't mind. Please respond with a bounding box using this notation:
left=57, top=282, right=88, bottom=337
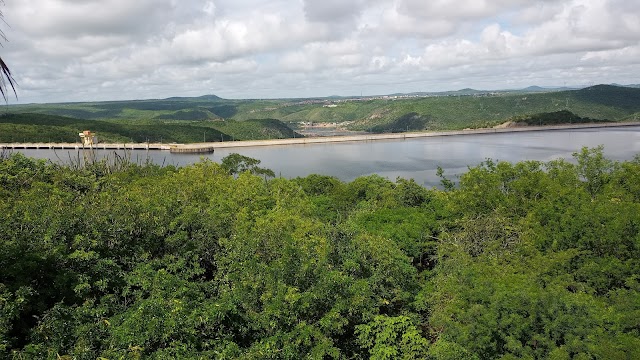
left=1, top=148, right=639, bottom=359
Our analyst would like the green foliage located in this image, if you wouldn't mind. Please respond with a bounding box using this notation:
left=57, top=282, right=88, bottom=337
left=1, top=148, right=639, bottom=358
left=0, top=113, right=229, bottom=143
left=155, top=108, right=219, bottom=121
left=370, top=112, right=433, bottom=133
left=220, top=153, right=275, bottom=178
left=293, top=174, right=341, bottom=196
left=574, top=84, right=640, bottom=111
left=425, top=146, right=640, bottom=359
left=213, top=118, right=301, bottom=140
left=356, top=315, right=429, bottom=359
left=573, top=145, right=615, bottom=196
left=508, top=110, right=607, bottom=126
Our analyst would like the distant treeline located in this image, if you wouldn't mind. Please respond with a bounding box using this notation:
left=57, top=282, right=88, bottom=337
left=1, top=147, right=639, bottom=358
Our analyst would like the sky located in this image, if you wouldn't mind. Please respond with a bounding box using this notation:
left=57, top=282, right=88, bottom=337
left=2, top=0, right=639, bottom=103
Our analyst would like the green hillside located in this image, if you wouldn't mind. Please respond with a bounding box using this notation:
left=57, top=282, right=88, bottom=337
left=5, top=85, right=640, bottom=139
left=231, top=85, right=640, bottom=130
left=0, top=113, right=300, bottom=143
left=206, top=85, right=640, bottom=132
left=507, top=110, right=609, bottom=126
left=324, top=86, right=640, bottom=130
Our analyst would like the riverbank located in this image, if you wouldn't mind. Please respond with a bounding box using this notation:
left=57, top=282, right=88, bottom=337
left=181, top=121, right=640, bottom=149
left=0, top=142, right=215, bottom=154
left=2, top=121, right=638, bottom=151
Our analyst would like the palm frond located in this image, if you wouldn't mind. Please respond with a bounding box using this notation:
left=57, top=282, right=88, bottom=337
left=0, top=56, right=16, bottom=101
left=0, top=0, right=16, bottom=102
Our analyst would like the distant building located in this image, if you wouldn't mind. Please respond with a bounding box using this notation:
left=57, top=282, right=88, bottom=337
left=79, top=130, right=97, bottom=146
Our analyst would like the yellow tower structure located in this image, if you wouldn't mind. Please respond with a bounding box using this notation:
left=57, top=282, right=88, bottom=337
left=78, top=130, right=97, bottom=147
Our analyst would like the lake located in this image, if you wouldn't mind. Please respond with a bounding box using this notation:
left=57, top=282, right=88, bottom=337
left=11, top=126, right=640, bottom=187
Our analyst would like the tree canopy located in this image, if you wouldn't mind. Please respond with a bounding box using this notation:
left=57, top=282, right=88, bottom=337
left=0, top=149, right=639, bottom=358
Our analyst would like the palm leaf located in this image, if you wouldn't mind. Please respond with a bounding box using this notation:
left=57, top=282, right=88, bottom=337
left=0, top=0, right=16, bottom=101
left=0, top=56, right=16, bottom=101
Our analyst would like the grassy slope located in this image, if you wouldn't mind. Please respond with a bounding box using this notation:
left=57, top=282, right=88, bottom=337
left=0, top=113, right=299, bottom=143
left=213, top=119, right=300, bottom=140
left=508, top=110, right=609, bottom=126
left=231, top=85, right=640, bottom=130
left=0, top=113, right=226, bottom=143
left=5, top=85, right=640, bottom=136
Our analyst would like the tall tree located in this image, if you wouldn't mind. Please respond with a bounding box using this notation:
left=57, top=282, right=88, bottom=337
left=0, top=0, right=16, bottom=101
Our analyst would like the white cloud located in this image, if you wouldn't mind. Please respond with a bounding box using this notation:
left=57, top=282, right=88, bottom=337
left=379, top=6, right=457, bottom=38
left=280, top=40, right=364, bottom=72
left=8, top=0, right=174, bottom=37
left=0, top=0, right=637, bottom=103
left=303, top=0, right=367, bottom=23
left=167, top=13, right=330, bottom=63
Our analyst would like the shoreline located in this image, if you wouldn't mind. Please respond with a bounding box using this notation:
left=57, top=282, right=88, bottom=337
left=2, top=121, right=639, bottom=151
left=167, top=121, right=640, bottom=150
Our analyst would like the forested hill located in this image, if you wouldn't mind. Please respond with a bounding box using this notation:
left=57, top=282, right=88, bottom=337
left=1, top=148, right=639, bottom=358
left=7, top=85, right=640, bottom=135
left=0, top=113, right=300, bottom=143
left=573, top=84, right=640, bottom=110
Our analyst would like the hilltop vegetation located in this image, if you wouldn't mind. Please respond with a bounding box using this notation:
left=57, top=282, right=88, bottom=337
left=4, top=85, right=640, bottom=142
left=0, top=113, right=300, bottom=143
left=1, top=148, right=639, bottom=358
left=505, top=110, right=608, bottom=126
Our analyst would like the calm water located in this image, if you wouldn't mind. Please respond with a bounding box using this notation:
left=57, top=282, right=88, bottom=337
left=12, top=127, right=640, bottom=187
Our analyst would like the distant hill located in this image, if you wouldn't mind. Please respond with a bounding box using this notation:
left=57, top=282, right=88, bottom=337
left=574, top=85, right=640, bottom=111
left=231, top=84, right=640, bottom=131
left=0, top=113, right=301, bottom=143
left=5, top=84, right=640, bottom=137
left=0, top=113, right=229, bottom=143
left=165, top=94, right=223, bottom=101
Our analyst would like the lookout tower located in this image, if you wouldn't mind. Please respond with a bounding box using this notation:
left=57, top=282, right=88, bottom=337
left=79, top=130, right=97, bottom=146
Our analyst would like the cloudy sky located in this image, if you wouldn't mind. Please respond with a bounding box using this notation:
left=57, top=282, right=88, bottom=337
left=2, top=0, right=639, bottom=103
